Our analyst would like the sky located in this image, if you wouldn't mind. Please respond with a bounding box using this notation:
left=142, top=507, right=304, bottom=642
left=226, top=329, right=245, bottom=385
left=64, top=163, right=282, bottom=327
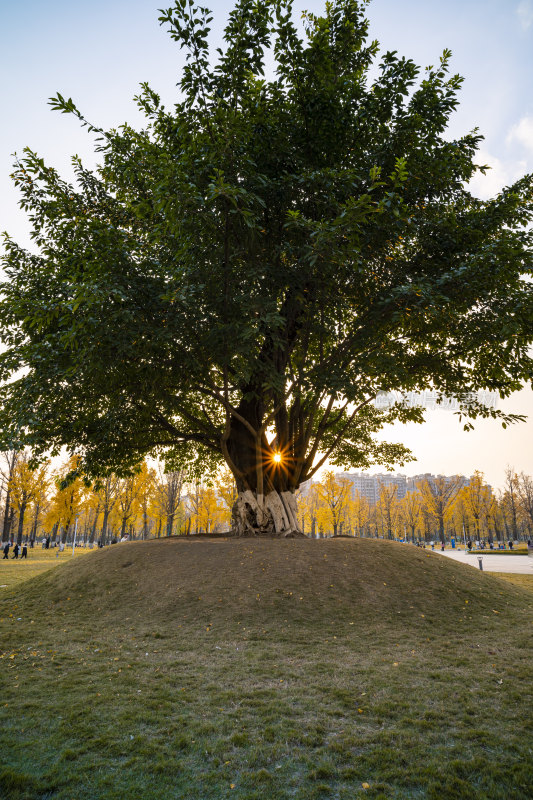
left=0, top=0, right=532, bottom=489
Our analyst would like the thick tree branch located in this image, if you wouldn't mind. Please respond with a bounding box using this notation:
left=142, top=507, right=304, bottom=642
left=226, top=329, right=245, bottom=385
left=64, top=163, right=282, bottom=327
left=302, top=396, right=375, bottom=483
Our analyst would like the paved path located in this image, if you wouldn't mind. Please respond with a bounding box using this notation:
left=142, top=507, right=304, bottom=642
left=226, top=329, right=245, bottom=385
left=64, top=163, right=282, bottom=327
left=435, top=549, right=533, bottom=574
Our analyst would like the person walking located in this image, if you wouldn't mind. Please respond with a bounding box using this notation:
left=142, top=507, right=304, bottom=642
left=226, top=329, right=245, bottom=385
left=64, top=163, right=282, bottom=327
left=21, top=544, right=28, bottom=559
left=2, top=543, right=9, bottom=559
left=12, top=543, right=19, bottom=559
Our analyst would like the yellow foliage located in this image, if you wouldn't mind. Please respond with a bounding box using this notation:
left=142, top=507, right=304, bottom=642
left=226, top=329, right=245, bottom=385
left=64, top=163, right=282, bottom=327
left=314, top=471, right=351, bottom=535
left=44, top=455, right=85, bottom=534
left=216, top=468, right=238, bottom=514
left=197, top=486, right=229, bottom=533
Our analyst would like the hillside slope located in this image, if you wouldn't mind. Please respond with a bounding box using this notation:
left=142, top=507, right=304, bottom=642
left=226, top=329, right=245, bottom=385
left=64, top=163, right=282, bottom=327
left=13, top=536, right=533, bottom=627
left=1, top=538, right=532, bottom=800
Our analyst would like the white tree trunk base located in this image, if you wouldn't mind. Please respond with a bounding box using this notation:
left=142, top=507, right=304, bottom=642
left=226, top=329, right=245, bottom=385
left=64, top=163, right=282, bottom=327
left=232, top=490, right=305, bottom=537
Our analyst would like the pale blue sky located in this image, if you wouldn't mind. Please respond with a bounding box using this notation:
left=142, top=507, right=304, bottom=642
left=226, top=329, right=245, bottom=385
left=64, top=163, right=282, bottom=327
left=1, top=0, right=532, bottom=488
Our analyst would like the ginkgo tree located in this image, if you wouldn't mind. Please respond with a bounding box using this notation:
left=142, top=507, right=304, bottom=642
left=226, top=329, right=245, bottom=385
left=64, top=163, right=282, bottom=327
left=460, top=470, right=492, bottom=541
left=1, top=451, right=19, bottom=542
left=1, top=0, right=532, bottom=536
left=315, top=470, right=351, bottom=536
left=9, top=452, right=49, bottom=545
left=136, top=461, right=157, bottom=540
left=418, top=475, right=464, bottom=544
left=45, top=455, right=85, bottom=543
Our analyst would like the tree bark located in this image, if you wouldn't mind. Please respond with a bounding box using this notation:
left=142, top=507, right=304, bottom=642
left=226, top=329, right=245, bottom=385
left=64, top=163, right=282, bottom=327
left=231, top=489, right=304, bottom=537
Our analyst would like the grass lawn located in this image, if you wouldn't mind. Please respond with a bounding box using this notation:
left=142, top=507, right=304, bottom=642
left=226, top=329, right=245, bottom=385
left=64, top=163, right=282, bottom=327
left=493, top=573, right=533, bottom=592
left=0, top=537, right=532, bottom=800
left=0, top=545, right=95, bottom=592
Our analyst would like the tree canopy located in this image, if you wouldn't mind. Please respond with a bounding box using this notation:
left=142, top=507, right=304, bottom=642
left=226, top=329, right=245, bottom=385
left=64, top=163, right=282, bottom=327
left=1, top=0, right=532, bottom=534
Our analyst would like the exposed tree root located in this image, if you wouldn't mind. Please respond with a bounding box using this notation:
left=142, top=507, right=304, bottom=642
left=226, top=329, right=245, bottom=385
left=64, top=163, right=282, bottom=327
left=231, top=490, right=306, bottom=537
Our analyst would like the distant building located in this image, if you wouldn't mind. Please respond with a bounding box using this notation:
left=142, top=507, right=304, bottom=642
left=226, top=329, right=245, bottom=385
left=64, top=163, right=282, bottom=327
left=298, top=479, right=314, bottom=497
left=332, top=471, right=470, bottom=505
left=337, top=472, right=408, bottom=504
left=407, top=474, right=470, bottom=493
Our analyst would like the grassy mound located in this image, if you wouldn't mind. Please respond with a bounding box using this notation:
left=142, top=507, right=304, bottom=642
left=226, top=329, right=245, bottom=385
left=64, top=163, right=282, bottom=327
left=1, top=537, right=532, bottom=800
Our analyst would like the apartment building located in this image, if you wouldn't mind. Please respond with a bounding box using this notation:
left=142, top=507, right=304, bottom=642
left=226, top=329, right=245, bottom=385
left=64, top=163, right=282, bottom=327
left=336, top=472, right=408, bottom=504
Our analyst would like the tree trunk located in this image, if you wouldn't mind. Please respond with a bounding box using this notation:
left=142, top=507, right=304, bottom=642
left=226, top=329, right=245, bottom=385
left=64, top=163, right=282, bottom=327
left=101, top=509, right=109, bottom=545
left=3, top=509, right=13, bottom=543
left=16, top=501, right=27, bottom=545
left=166, top=513, right=174, bottom=537
left=51, top=521, right=59, bottom=543
left=231, top=490, right=304, bottom=537
left=30, top=514, right=38, bottom=543
left=438, top=515, right=445, bottom=544
left=89, top=513, right=98, bottom=544
left=224, top=395, right=305, bottom=537
left=2, top=487, right=12, bottom=542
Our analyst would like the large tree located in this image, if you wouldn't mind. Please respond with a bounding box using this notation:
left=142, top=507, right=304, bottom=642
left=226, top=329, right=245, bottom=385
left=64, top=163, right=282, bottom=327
left=1, top=0, right=532, bottom=536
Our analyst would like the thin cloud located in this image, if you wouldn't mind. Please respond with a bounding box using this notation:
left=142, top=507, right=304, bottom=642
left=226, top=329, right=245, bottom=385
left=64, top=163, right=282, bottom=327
left=517, top=0, right=533, bottom=30
left=507, top=115, right=533, bottom=154
left=468, top=149, right=527, bottom=199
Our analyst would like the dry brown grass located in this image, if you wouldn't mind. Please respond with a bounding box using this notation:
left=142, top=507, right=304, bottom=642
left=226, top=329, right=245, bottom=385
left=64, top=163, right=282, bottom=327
left=24, top=536, right=530, bottom=621
left=492, top=573, right=533, bottom=592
